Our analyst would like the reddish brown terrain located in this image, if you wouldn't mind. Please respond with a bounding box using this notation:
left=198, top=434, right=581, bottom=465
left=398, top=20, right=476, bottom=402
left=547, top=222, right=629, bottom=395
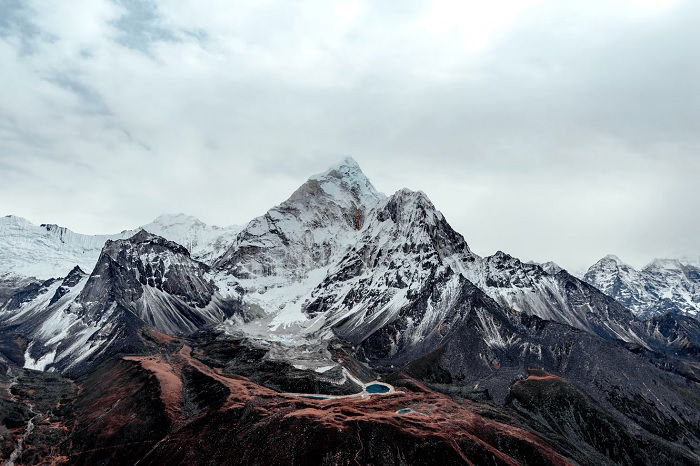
left=0, top=331, right=581, bottom=465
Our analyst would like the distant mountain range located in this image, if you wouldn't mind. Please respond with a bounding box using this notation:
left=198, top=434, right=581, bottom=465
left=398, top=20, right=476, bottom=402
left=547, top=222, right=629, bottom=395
left=0, top=158, right=698, bottom=465
left=584, top=254, right=700, bottom=318
left=0, top=212, right=241, bottom=280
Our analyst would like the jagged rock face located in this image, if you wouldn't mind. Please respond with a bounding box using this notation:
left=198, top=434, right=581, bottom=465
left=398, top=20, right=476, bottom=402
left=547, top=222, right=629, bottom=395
left=641, top=259, right=700, bottom=317
left=297, top=182, right=685, bottom=365
left=584, top=255, right=651, bottom=313
left=215, top=157, right=385, bottom=286
left=0, top=274, right=40, bottom=308
left=0, top=266, right=90, bottom=372
left=584, top=255, right=700, bottom=318
left=304, top=189, right=476, bottom=363
left=0, top=231, right=234, bottom=375
left=77, top=230, right=219, bottom=330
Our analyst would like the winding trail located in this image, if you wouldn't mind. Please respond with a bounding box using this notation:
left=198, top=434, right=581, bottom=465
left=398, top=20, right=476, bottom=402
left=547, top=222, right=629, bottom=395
left=4, top=376, right=41, bottom=466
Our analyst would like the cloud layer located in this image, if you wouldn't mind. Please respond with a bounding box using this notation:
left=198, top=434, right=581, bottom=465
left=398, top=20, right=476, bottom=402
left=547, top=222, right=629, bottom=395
left=1, top=0, right=698, bottom=272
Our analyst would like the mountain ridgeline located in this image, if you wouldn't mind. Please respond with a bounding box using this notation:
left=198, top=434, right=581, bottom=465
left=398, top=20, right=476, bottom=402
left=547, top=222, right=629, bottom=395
left=0, top=158, right=698, bottom=465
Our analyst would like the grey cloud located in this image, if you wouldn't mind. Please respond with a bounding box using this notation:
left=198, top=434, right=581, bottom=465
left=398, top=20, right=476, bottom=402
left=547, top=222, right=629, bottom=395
left=0, top=0, right=698, bottom=272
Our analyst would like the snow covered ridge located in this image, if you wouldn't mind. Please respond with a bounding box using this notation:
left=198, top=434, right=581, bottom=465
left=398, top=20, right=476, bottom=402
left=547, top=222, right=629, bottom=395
left=0, top=215, right=128, bottom=280
left=0, top=213, right=242, bottom=280
left=583, top=255, right=700, bottom=318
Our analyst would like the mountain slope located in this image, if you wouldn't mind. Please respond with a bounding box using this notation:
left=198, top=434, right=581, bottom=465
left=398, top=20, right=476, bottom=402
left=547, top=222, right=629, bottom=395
left=463, top=252, right=645, bottom=345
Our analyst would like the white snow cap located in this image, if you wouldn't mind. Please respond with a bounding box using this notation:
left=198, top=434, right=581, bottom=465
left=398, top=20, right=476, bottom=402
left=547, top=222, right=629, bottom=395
left=644, top=258, right=683, bottom=271
left=602, top=254, right=624, bottom=264
left=308, top=157, right=385, bottom=207
left=150, top=213, right=204, bottom=225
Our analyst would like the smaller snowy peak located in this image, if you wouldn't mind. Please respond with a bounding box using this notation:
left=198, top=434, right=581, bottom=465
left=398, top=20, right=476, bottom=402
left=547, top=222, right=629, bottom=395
left=149, top=213, right=206, bottom=228
left=63, top=265, right=87, bottom=285
left=0, top=213, right=242, bottom=280
left=523, top=260, right=564, bottom=275
left=77, top=229, right=218, bottom=329
left=479, top=251, right=549, bottom=288
left=379, top=189, right=440, bottom=226
left=584, top=254, right=640, bottom=279
left=601, top=254, right=624, bottom=265
left=103, top=229, right=191, bottom=260
left=643, top=258, right=684, bottom=272
left=2, top=215, right=34, bottom=227
left=584, top=254, right=640, bottom=283
left=370, top=188, right=473, bottom=261
left=139, top=213, right=242, bottom=264
left=540, top=261, right=564, bottom=275
left=1, top=229, right=230, bottom=375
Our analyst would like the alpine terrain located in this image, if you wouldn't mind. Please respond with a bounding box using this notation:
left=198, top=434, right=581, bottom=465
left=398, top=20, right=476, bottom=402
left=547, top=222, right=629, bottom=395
left=0, top=158, right=698, bottom=465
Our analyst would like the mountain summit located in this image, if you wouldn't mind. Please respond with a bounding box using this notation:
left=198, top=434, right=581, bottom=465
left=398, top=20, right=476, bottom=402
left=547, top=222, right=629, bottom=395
left=215, top=158, right=385, bottom=286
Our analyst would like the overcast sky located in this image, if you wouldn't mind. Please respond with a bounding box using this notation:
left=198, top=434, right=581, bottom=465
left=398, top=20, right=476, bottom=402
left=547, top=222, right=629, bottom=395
left=1, top=0, right=698, bottom=272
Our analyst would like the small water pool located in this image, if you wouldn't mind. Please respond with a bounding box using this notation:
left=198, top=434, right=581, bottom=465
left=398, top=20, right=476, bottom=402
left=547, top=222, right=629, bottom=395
left=396, top=407, right=428, bottom=416
left=365, top=383, right=390, bottom=394
left=301, top=395, right=329, bottom=400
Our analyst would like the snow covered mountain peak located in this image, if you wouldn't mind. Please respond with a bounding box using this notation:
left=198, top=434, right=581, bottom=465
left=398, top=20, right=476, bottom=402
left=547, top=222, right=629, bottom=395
left=303, top=157, right=385, bottom=209
left=602, top=254, right=625, bottom=265
left=150, top=213, right=206, bottom=227
left=539, top=261, right=564, bottom=275
left=588, top=254, right=637, bottom=275
left=139, top=213, right=242, bottom=264
left=380, top=189, right=430, bottom=222
left=310, top=156, right=362, bottom=182
left=0, top=212, right=244, bottom=281
left=363, top=188, right=470, bottom=260
left=215, top=159, right=387, bottom=284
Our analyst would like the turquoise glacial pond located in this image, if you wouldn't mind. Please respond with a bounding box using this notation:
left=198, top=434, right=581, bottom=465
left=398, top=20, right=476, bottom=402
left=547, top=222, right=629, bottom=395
left=365, top=383, right=390, bottom=394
